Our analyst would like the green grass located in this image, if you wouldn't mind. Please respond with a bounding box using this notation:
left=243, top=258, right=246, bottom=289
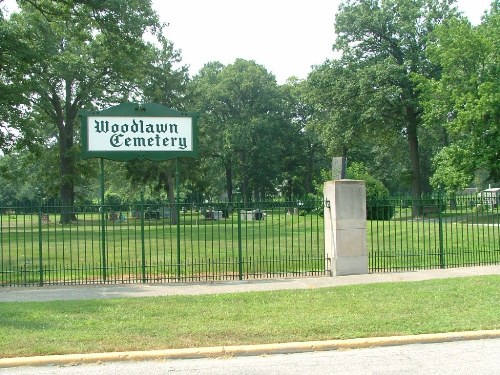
left=0, top=276, right=499, bottom=358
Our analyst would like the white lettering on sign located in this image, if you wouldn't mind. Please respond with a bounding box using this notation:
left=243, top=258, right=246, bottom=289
left=87, top=116, right=193, bottom=152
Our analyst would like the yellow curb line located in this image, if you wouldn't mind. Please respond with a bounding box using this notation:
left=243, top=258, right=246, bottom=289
left=2, top=330, right=500, bottom=368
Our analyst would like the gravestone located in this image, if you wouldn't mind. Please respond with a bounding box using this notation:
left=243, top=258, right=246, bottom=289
left=159, top=207, right=172, bottom=219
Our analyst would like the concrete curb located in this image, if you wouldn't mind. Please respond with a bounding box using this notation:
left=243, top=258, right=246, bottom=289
left=2, top=330, right=500, bottom=368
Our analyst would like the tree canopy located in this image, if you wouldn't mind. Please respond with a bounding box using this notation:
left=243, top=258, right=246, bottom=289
left=0, top=0, right=498, bottom=207
left=419, top=2, right=500, bottom=192
left=334, top=0, right=458, bottom=197
left=189, top=59, right=299, bottom=202
left=1, top=0, right=186, bottom=221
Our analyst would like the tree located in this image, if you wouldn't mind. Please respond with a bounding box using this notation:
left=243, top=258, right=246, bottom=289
left=307, top=57, right=411, bottom=193
left=0, top=5, right=36, bottom=152
left=419, top=2, right=500, bottom=192
left=189, top=59, right=288, bottom=202
left=332, top=0, right=458, bottom=214
left=1, top=0, right=163, bottom=151
left=0, top=153, right=33, bottom=205
left=0, top=146, right=88, bottom=205
left=4, top=1, right=172, bottom=223
left=307, top=59, right=365, bottom=160
left=280, top=77, right=328, bottom=197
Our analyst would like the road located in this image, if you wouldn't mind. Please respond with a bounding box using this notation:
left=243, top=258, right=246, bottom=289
left=2, top=338, right=499, bottom=375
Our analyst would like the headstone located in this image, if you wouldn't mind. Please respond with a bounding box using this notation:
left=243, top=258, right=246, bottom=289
left=213, top=210, right=223, bottom=220
left=241, top=211, right=254, bottom=221
left=253, top=210, right=263, bottom=220
left=159, top=207, right=172, bottom=219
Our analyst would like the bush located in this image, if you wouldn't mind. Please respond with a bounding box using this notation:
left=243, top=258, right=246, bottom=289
left=366, top=199, right=395, bottom=220
left=347, top=162, right=395, bottom=220
left=105, top=191, right=124, bottom=212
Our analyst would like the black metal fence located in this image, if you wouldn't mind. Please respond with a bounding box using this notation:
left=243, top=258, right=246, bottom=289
left=368, top=193, right=500, bottom=271
left=0, top=198, right=327, bottom=286
left=2, top=193, right=499, bottom=287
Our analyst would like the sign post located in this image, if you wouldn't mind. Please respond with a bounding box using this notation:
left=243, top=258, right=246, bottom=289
left=100, top=158, right=106, bottom=281
left=80, top=102, right=199, bottom=282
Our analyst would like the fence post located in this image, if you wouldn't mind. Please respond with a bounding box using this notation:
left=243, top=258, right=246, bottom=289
left=438, top=190, right=445, bottom=269
left=100, top=158, right=107, bottom=282
left=140, top=192, right=146, bottom=283
left=176, top=158, right=181, bottom=281
left=236, top=193, right=243, bottom=280
left=38, top=197, right=43, bottom=286
left=324, top=180, right=368, bottom=276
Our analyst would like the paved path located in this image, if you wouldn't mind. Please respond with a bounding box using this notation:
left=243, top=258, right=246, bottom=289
left=1, top=265, right=499, bottom=303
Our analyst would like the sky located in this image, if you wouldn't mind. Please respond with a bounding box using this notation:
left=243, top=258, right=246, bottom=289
left=153, top=0, right=492, bottom=83
left=2, top=0, right=493, bottom=84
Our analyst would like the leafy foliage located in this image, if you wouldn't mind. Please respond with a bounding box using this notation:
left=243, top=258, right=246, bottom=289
left=419, top=3, right=500, bottom=192
left=347, top=162, right=395, bottom=220
left=1, top=0, right=498, bottom=206
left=1, top=1, right=185, bottom=222
left=189, top=59, right=305, bottom=202
left=310, top=0, right=459, bottom=203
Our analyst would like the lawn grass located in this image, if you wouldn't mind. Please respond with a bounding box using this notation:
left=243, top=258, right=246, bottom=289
left=1, top=275, right=499, bottom=358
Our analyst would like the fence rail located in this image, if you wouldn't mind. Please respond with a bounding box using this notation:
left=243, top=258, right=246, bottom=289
left=0, top=198, right=327, bottom=286
left=1, top=194, right=499, bottom=286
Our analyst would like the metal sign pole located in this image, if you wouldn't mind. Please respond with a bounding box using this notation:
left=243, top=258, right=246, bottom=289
left=176, top=158, right=181, bottom=281
left=100, top=158, right=107, bottom=281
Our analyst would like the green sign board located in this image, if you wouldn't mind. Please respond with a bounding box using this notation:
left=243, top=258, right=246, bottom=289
left=80, top=102, right=199, bottom=161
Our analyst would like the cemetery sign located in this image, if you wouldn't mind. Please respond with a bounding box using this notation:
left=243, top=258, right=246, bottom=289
left=80, top=102, right=199, bottom=161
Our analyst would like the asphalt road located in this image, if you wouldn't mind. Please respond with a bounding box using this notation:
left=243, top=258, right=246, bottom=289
left=2, top=338, right=499, bottom=375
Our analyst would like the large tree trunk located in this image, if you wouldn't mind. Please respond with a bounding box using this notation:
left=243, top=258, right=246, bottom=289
left=53, top=80, right=79, bottom=224
left=164, top=168, right=177, bottom=225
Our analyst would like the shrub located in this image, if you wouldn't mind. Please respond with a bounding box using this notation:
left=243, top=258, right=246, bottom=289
left=347, top=162, right=395, bottom=220
left=105, top=191, right=124, bottom=212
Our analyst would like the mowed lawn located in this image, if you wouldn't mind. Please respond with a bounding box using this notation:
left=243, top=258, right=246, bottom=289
left=1, top=275, right=499, bottom=358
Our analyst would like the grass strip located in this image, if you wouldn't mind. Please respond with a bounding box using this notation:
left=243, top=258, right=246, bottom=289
left=1, top=276, right=499, bottom=358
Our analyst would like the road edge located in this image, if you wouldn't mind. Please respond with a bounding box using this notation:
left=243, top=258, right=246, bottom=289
left=2, top=330, right=500, bottom=368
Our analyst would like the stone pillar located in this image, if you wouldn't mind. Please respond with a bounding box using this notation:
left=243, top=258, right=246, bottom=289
left=324, top=180, right=368, bottom=276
